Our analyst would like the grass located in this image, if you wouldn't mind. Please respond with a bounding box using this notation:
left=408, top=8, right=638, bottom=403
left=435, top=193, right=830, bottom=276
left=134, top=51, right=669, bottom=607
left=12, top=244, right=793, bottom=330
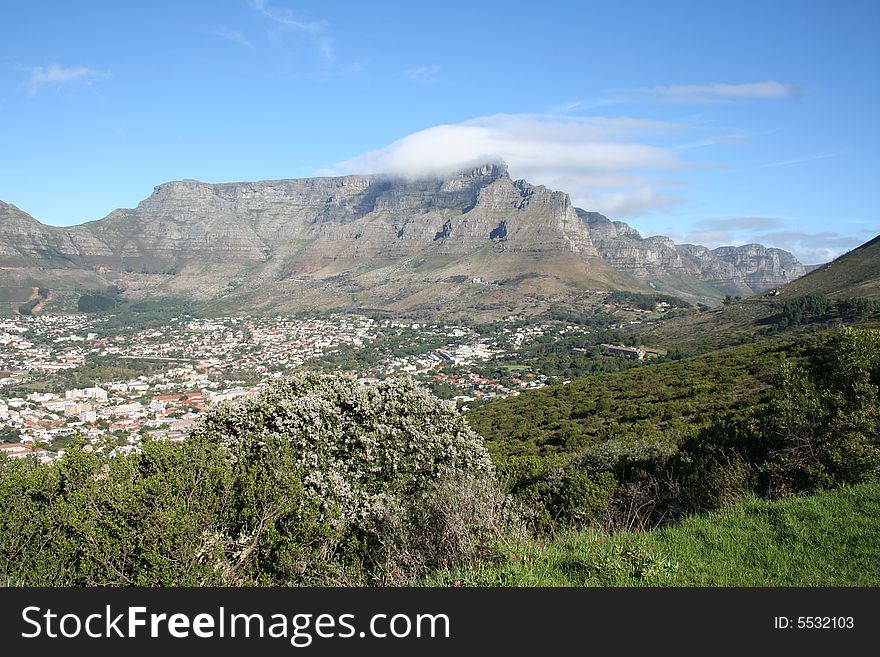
left=422, top=481, right=880, bottom=587
left=654, top=483, right=880, bottom=586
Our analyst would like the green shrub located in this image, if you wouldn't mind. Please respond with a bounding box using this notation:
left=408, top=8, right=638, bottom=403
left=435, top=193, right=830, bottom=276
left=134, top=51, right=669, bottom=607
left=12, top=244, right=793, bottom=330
left=544, top=469, right=617, bottom=528
left=194, top=374, right=495, bottom=521
left=762, top=328, right=880, bottom=494
left=77, top=291, right=118, bottom=313
left=193, top=374, right=506, bottom=583
left=365, top=474, right=526, bottom=584
left=573, top=438, right=677, bottom=479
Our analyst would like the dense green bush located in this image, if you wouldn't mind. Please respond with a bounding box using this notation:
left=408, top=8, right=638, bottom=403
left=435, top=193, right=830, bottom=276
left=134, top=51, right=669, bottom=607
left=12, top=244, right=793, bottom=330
left=774, top=294, right=833, bottom=328
left=194, top=374, right=496, bottom=522
left=761, top=327, right=880, bottom=494
left=0, top=438, right=239, bottom=586
left=77, top=291, right=118, bottom=313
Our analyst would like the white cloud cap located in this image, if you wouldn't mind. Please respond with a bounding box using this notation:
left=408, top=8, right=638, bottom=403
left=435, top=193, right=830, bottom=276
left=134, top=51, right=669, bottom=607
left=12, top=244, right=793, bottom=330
left=333, top=113, right=686, bottom=218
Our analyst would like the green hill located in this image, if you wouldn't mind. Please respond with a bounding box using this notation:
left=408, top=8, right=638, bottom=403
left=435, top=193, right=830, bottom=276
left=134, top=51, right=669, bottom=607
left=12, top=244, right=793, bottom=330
left=468, top=337, right=793, bottom=456
left=777, top=234, right=880, bottom=299
left=631, top=234, right=880, bottom=354
left=467, top=326, right=880, bottom=538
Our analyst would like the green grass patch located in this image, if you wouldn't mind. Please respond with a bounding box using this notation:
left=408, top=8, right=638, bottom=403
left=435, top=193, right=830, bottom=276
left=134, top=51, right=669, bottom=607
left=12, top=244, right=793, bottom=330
left=422, top=482, right=880, bottom=586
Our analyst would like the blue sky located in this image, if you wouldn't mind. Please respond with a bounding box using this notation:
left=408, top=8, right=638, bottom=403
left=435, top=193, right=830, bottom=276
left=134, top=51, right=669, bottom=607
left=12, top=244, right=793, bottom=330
left=1, top=0, right=878, bottom=263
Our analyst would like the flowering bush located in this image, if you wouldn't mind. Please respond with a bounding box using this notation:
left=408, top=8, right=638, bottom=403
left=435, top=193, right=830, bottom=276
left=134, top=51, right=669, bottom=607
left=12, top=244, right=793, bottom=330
left=192, top=373, right=506, bottom=583
left=194, top=373, right=495, bottom=520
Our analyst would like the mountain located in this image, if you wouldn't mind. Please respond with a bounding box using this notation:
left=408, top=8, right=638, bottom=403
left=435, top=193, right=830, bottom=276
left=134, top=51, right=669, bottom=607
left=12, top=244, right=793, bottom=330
left=0, top=201, right=112, bottom=311
left=630, top=233, right=880, bottom=354
left=0, top=164, right=807, bottom=316
left=579, top=210, right=805, bottom=300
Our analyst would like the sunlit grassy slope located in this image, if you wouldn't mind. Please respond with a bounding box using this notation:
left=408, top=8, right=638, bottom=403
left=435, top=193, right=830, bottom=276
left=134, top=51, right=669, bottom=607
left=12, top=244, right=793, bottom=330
left=423, top=482, right=880, bottom=586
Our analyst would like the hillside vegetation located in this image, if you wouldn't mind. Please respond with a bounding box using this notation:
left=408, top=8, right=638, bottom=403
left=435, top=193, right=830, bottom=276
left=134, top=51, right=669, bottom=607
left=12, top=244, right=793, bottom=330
left=0, top=327, right=877, bottom=587
left=469, top=327, right=880, bottom=533
left=634, top=234, right=880, bottom=354
left=468, top=337, right=793, bottom=456
left=0, top=375, right=515, bottom=586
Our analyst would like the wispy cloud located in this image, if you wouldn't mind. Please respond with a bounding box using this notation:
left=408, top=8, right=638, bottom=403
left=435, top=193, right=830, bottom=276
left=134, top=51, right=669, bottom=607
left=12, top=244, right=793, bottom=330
left=681, top=217, right=785, bottom=249
left=248, top=0, right=332, bottom=61
left=210, top=26, right=254, bottom=49
left=404, top=65, right=441, bottom=85
left=753, top=229, right=869, bottom=263
left=760, top=151, right=844, bottom=168
left=329, top=113, right=692, bottom=218
left=317, top=37, right=333, bottom=62
left=647, top=80, right=801, bottom=104
left=550, top=81, right=800, bottom=116
left=674, top=128, right=780, bottom=150
left=551, top=96, right=623, bottom=113
left=694, top=217, right=785, bottom=232
left=248, top=0, right=325, bottom=31
left=26, top=64, right=109, bottom=95
left=326, top=60, right=368, bottom=77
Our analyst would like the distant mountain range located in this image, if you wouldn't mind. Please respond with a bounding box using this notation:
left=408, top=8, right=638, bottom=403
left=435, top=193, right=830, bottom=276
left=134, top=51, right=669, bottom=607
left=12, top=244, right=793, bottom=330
left=0, top=163, right=809, bottom=316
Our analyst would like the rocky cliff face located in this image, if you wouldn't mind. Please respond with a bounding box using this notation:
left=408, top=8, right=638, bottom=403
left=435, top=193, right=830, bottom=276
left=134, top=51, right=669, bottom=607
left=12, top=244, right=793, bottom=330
left=579, top=210, right=806, bottom=297
left=0, top=164, right=807, bottom=313
left=709, top=244, right=806, bottom=290
left=0, top=201, right=83, bottom=266
left=67, top=164, right=598, bottom=266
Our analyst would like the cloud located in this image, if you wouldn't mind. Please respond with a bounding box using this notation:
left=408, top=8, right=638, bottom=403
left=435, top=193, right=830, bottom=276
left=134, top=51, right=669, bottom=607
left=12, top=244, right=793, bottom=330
left=683, top=229, right=735, bottom=246
left=210, top=27, right=254, bottom=48
left=693, top=217, right=785, bottom=232
left=404, top=65, right=441, bottom=85
left=317, top=37, right=333, bottom=62
left=677, top=217, right=786, bottom=249
left=27, top=64, right=108, bottom=95
left=648, top=81, right=800, bottom=104
left=757, top=230, right=868, bottom=249
left=760, top=151, right=844, bottom=168
left=248, top=0, right=325, bottom=31
left=330, top=113, right=690, bottom=217
left=326, top=60, right=367, bottom=77
left=550, top=96, right=623, bottom=113
left=754, top=230, right=872, bottom=264
left=580, top=188, right=681, bottom=218
left=248, top=0, right=332, bottom=61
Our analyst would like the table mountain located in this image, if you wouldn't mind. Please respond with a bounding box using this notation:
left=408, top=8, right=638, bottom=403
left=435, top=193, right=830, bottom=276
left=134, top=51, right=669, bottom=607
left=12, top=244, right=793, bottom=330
left=0, top=164, right=807, bottom=316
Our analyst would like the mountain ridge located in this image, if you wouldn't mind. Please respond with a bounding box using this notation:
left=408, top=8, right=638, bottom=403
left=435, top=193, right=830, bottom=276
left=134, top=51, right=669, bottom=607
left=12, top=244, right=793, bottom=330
left=0, top=164, right=808, bottom=316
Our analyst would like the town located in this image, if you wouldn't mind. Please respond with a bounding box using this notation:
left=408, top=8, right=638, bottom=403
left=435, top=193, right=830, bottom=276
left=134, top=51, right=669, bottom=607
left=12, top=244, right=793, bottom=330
left=0, top=314, right=537, bottom=458
left=0, top=298, right=677, bottom=460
